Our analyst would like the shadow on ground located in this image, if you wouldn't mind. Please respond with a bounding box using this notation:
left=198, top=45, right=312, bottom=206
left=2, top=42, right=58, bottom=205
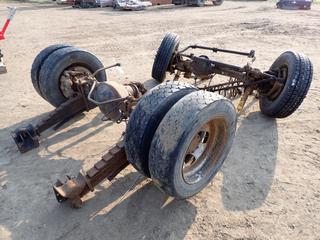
left=40, top=173, right=197, bottom=240
left=0, top=108, right=196, bottom=240
left=0, top=109, right=108, bottom=166
left=221, top=111, right=278, bottom=211
left=0, top=103, right=277, bottom=239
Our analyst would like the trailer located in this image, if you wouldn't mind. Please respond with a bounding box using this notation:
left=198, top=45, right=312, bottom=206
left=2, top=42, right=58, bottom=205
left=12, top=33, right=313, bottom=207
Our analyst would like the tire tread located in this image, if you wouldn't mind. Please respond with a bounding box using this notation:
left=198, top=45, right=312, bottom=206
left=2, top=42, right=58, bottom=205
left=125, top=81, right=197, bottom=177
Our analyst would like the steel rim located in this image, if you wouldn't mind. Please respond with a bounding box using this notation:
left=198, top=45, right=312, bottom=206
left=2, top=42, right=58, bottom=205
left=268, top=65, right=287, bottom=101
left=168, top=42, right=180, bottom=73
left=182, top=118, right=227, bottom=185
left=259, top=64, right=288, bottom=101
left=59, top=66, right=91, bottom=98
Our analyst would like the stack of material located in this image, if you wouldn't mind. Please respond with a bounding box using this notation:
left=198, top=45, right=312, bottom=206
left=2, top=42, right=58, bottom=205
left=114, top=0, right=152, bottom=10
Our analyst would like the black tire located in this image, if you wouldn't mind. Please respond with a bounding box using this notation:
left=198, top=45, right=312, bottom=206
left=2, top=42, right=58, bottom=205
left=31, top=44, right=71, bottom=98
left=259, top=51, right=313, bottom=118
left=149, top=91, right=237, bottom=199
left=212, top=0, right=223, bottom=6
left=125, top=81, right=197, bottom=177
left=38, top=47, right=107, bottom=107
left=151, top=33, right=180, bottom=83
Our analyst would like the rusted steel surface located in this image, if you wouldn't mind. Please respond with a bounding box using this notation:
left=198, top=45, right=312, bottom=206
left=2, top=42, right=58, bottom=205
left=171, top=44, right=281, bottom=111
left=236, top=87, right=252, bottom=113
left=36, top=94, right=95, bottom=133
left=11, top=94, right=95, bottom=153
left=12, top=60, right=146, bottom=153
left=53, top=141, right=129, bottom=208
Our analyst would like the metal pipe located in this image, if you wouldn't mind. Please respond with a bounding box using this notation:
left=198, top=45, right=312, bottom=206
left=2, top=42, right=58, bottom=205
left=179, top=45, right=255, bottom=58
left=92, top=63, right=121, bottom=77
left=87, top=80, right=127, bottom=106
left=180, top=54, right=246, bottom=72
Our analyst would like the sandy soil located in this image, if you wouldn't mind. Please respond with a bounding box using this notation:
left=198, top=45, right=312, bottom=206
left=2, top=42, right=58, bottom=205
left=0, top=1, right=319, bottom=239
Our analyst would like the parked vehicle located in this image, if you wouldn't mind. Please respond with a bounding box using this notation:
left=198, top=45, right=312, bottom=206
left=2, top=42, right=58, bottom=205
left=172, top=0, right=223, bottom=7
left=277, top=0, right=312, bottom=10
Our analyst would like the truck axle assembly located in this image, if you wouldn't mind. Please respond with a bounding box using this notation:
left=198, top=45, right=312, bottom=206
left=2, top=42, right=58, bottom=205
left=12, top=63, right=146, bottom=153
left=12, top=33, right=313, bottom=207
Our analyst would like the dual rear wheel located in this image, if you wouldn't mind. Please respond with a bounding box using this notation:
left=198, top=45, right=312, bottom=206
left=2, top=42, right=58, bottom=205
left=125, top=81, right=237, bottom=199
left=31, top=36, right=312, bottom=200
left=31, top=44, right=106, bottom=107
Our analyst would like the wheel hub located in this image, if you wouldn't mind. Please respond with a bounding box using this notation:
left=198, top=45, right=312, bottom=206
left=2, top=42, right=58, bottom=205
left=182, top=119, right=227, bottom=185
left=60, top=66, right=91, bottom=98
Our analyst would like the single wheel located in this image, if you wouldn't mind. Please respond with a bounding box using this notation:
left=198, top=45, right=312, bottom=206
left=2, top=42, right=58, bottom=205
left=38, top=47, right=107, bottom=107
left=149, top=91, right=237, bottom=199
left=212, top=0, right=223, bottom=6
left=125, top=81, right=197, bottom=177
left=151, top=33, right=180, bottom=83
left=31, top=44, right=71, bottom=98
left=259, top=51, right=313, bottom=118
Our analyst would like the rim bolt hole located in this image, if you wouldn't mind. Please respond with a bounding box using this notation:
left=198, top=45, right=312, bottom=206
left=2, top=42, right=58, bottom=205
left=203, top=132, right=209, bottom=143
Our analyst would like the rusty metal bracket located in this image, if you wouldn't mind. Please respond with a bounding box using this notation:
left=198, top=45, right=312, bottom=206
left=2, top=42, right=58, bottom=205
left=236, top=87, right=253, bottom=113
left=11, top=94, right=96, bottom=153
left=53, top=141, right=129, bottom=208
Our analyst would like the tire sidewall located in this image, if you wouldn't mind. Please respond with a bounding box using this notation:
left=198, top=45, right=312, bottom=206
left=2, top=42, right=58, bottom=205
left=39, top=48, right=106, bottom=107
left=167, top=100, right=236, bottom=198
left=31, top=44, right=71, bottom=98
left=125, top=82, right=197, bottom=177
left=259, top=51, right=299, bottom=116
left=161, top=36, right=179, bottom=78
left=139, top=88, right=196, bottom=162
left=152, top=33, right=180, bottom=82
left=212, top=0, right=223, bottom=5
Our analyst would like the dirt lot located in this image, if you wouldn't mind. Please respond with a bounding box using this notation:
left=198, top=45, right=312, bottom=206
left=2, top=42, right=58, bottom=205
left=0, top=1, right=319, bottom=239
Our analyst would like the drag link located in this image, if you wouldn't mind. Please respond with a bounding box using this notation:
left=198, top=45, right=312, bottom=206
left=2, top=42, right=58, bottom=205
left=178, top=45, right=255, bottom=58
